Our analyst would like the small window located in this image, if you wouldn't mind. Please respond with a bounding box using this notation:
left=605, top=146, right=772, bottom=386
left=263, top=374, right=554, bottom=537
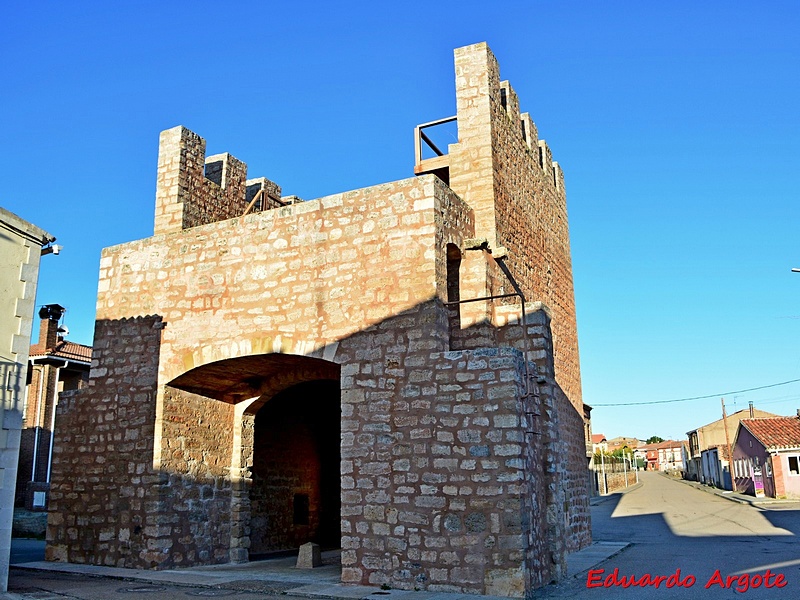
left=789, top=456, right=800, bottom=476
left=293, top=494, right=310, bottom=525
left=766, top=459, right=773, bottom=477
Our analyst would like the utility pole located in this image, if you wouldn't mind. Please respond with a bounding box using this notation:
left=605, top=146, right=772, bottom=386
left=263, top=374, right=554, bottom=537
left=623, top=451, right=628, bottom=487
left=721, top=397, right=734, bottom=484
left=601, top=451, right=607, bottom=495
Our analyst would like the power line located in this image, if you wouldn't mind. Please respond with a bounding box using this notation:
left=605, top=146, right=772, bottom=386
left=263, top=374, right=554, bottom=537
left=592, top=378, right=800, bottom=407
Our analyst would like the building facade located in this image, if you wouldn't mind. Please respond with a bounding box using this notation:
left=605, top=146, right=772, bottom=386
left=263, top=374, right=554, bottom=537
left=15, top=304, right=91, bottom=510
left=686, top=407, right=777, bottom=482
left=46, top=43, right=590, bottom=596
left=733, top=416, right=800, bottom=499
left=656, top=441, right=685, bottom=472
left=0, top=207, right=55, bottom=592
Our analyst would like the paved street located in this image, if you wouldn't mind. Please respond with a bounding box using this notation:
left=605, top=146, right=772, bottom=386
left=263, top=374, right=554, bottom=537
left=5, top=472, right=800, bottom=599
left=539, top=471, right=800, bottom=599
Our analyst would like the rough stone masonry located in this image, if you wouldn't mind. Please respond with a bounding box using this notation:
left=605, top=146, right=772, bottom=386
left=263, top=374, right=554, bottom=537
left=46, top=42, right=591, bottom=596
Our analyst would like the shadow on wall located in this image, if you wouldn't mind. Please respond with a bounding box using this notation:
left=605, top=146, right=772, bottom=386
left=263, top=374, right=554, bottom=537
left=44, top=297, right=588, bottom=595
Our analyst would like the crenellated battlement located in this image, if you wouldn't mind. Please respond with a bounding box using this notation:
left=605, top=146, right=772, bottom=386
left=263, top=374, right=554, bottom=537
left=154, top=126, right=284, bottom=235
left=446, top=42, right=581, bottom=411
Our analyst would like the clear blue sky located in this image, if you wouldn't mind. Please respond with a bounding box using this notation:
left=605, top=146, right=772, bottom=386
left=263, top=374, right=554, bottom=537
left=3, top=2, right=799, bottom=441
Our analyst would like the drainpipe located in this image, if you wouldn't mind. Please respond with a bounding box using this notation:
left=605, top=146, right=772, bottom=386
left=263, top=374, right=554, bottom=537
left=30, top=364, right=44, bottom=482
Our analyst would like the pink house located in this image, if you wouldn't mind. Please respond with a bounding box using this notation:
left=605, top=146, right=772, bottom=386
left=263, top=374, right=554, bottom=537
left=733, top=416, right=800, bottom=499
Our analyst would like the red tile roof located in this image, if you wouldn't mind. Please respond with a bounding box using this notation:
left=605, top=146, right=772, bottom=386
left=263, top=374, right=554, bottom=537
left=30, top=340, right=92, bottom=363
left=591, top=434, right=606, bottom=444
left=741, top=417, right=800, bottom=451
left=655, top=440, right=684, bottom=449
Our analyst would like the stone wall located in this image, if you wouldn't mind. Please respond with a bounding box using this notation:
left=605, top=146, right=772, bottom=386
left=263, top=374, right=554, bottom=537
left=602, top=471, right=637, bottom=494
left=47, top=316, right=164, bottom=567
left=339, top=347, right=532, bottom=596
left=98, top=174, right=470, bottom=378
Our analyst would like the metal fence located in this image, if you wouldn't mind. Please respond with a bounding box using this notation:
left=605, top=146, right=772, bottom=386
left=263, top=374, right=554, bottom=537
left=592, top=455, right=634, bottom=473
left=591, top=454, right=639, bottom=495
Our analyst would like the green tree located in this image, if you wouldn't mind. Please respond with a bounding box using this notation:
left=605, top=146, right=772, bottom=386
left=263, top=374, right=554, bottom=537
left=611, top=445, right=631, bottom=458
left=646, top=435, right=664, bottom=444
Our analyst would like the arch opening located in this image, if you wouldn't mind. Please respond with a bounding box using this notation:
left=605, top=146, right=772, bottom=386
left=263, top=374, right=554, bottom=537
left=247, top=379, right=341, bottom=557
left=163, top=353, right=341, bottom=563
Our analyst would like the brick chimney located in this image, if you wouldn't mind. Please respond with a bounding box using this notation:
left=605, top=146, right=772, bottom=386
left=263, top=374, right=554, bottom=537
left=38, top=304, right=66, bottom=349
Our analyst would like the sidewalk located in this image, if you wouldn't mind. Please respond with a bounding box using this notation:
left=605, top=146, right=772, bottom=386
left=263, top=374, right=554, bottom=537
left=6, top=539, right=630, bottom=600
left=668, top=473, right=800, bottom=508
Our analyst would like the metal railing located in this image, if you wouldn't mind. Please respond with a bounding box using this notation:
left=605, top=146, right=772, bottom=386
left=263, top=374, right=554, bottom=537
left=414, top=116, right=457, bottom=165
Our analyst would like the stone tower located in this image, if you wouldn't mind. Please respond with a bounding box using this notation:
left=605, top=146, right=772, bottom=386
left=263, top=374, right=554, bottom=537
left=47, top=43, right=590, bottom=596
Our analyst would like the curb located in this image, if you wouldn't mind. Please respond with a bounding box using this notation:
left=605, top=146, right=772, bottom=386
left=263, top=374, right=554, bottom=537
left=664, top=473, right=796, bottom=507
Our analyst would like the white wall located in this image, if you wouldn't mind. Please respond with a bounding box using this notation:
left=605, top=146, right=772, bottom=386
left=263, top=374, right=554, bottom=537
left=0, top=207, right=53, bottom=592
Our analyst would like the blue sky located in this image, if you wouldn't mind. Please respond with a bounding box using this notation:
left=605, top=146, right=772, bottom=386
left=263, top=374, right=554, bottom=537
left=2, top=2, right=798, bottom=441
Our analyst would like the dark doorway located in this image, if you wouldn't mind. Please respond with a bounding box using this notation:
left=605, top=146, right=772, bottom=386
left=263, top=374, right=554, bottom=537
left=248, top=379, right=340, bottom=556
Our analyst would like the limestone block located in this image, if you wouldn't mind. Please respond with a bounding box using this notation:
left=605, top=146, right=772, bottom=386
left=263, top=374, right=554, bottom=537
left=296, top=542, right=321, bottom=568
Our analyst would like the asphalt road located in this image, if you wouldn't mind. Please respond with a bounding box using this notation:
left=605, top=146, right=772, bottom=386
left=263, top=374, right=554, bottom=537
left=6, top=473, right=800, bottom=599
left=538, top=471, right=800, bottom=599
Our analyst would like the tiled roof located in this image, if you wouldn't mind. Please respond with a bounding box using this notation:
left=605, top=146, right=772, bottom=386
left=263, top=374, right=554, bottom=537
left=741, top=417, right=800, bottom=451
left=655, top=440, right=684, bottom=449
left=591, top=434, right=606, bottom=444
left=30, top=340, right=92, bottom=363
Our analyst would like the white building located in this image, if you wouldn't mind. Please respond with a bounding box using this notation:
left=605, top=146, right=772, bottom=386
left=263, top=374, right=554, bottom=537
left=0, top=207, right=55, bottom=592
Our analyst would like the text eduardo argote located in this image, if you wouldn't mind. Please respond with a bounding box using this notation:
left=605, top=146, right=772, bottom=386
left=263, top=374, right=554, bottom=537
left=587, top=568, right=788, bottom=593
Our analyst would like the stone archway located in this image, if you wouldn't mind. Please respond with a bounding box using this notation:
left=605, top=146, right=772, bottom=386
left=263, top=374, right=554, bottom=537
left=247, top=379, right=340, bottom=556
left=166, top=353, right=340, bottom=562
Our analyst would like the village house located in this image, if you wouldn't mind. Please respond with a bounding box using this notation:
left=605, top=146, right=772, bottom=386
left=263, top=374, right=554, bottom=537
left=591, top=433, right=607, bottom=454
left=15, top=304, right=91, bottom=511
left=685, top=406, right=777, bottom=482
left=655, top=440, right=685, bottom=472
left=699, top=446, right=730, bottom=490
left=605, top=436, right=640, bottom=454
left=45, top=43, right=591, bottom=596
left=733, top=415, right=800, bottom=499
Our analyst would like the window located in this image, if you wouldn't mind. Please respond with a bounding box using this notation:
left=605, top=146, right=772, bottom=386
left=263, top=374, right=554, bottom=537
left=293, top=494, right=310, bottom=525
left=789, top=456, right=800, bottom=476
left=766, top=459, right=773, bottom=477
